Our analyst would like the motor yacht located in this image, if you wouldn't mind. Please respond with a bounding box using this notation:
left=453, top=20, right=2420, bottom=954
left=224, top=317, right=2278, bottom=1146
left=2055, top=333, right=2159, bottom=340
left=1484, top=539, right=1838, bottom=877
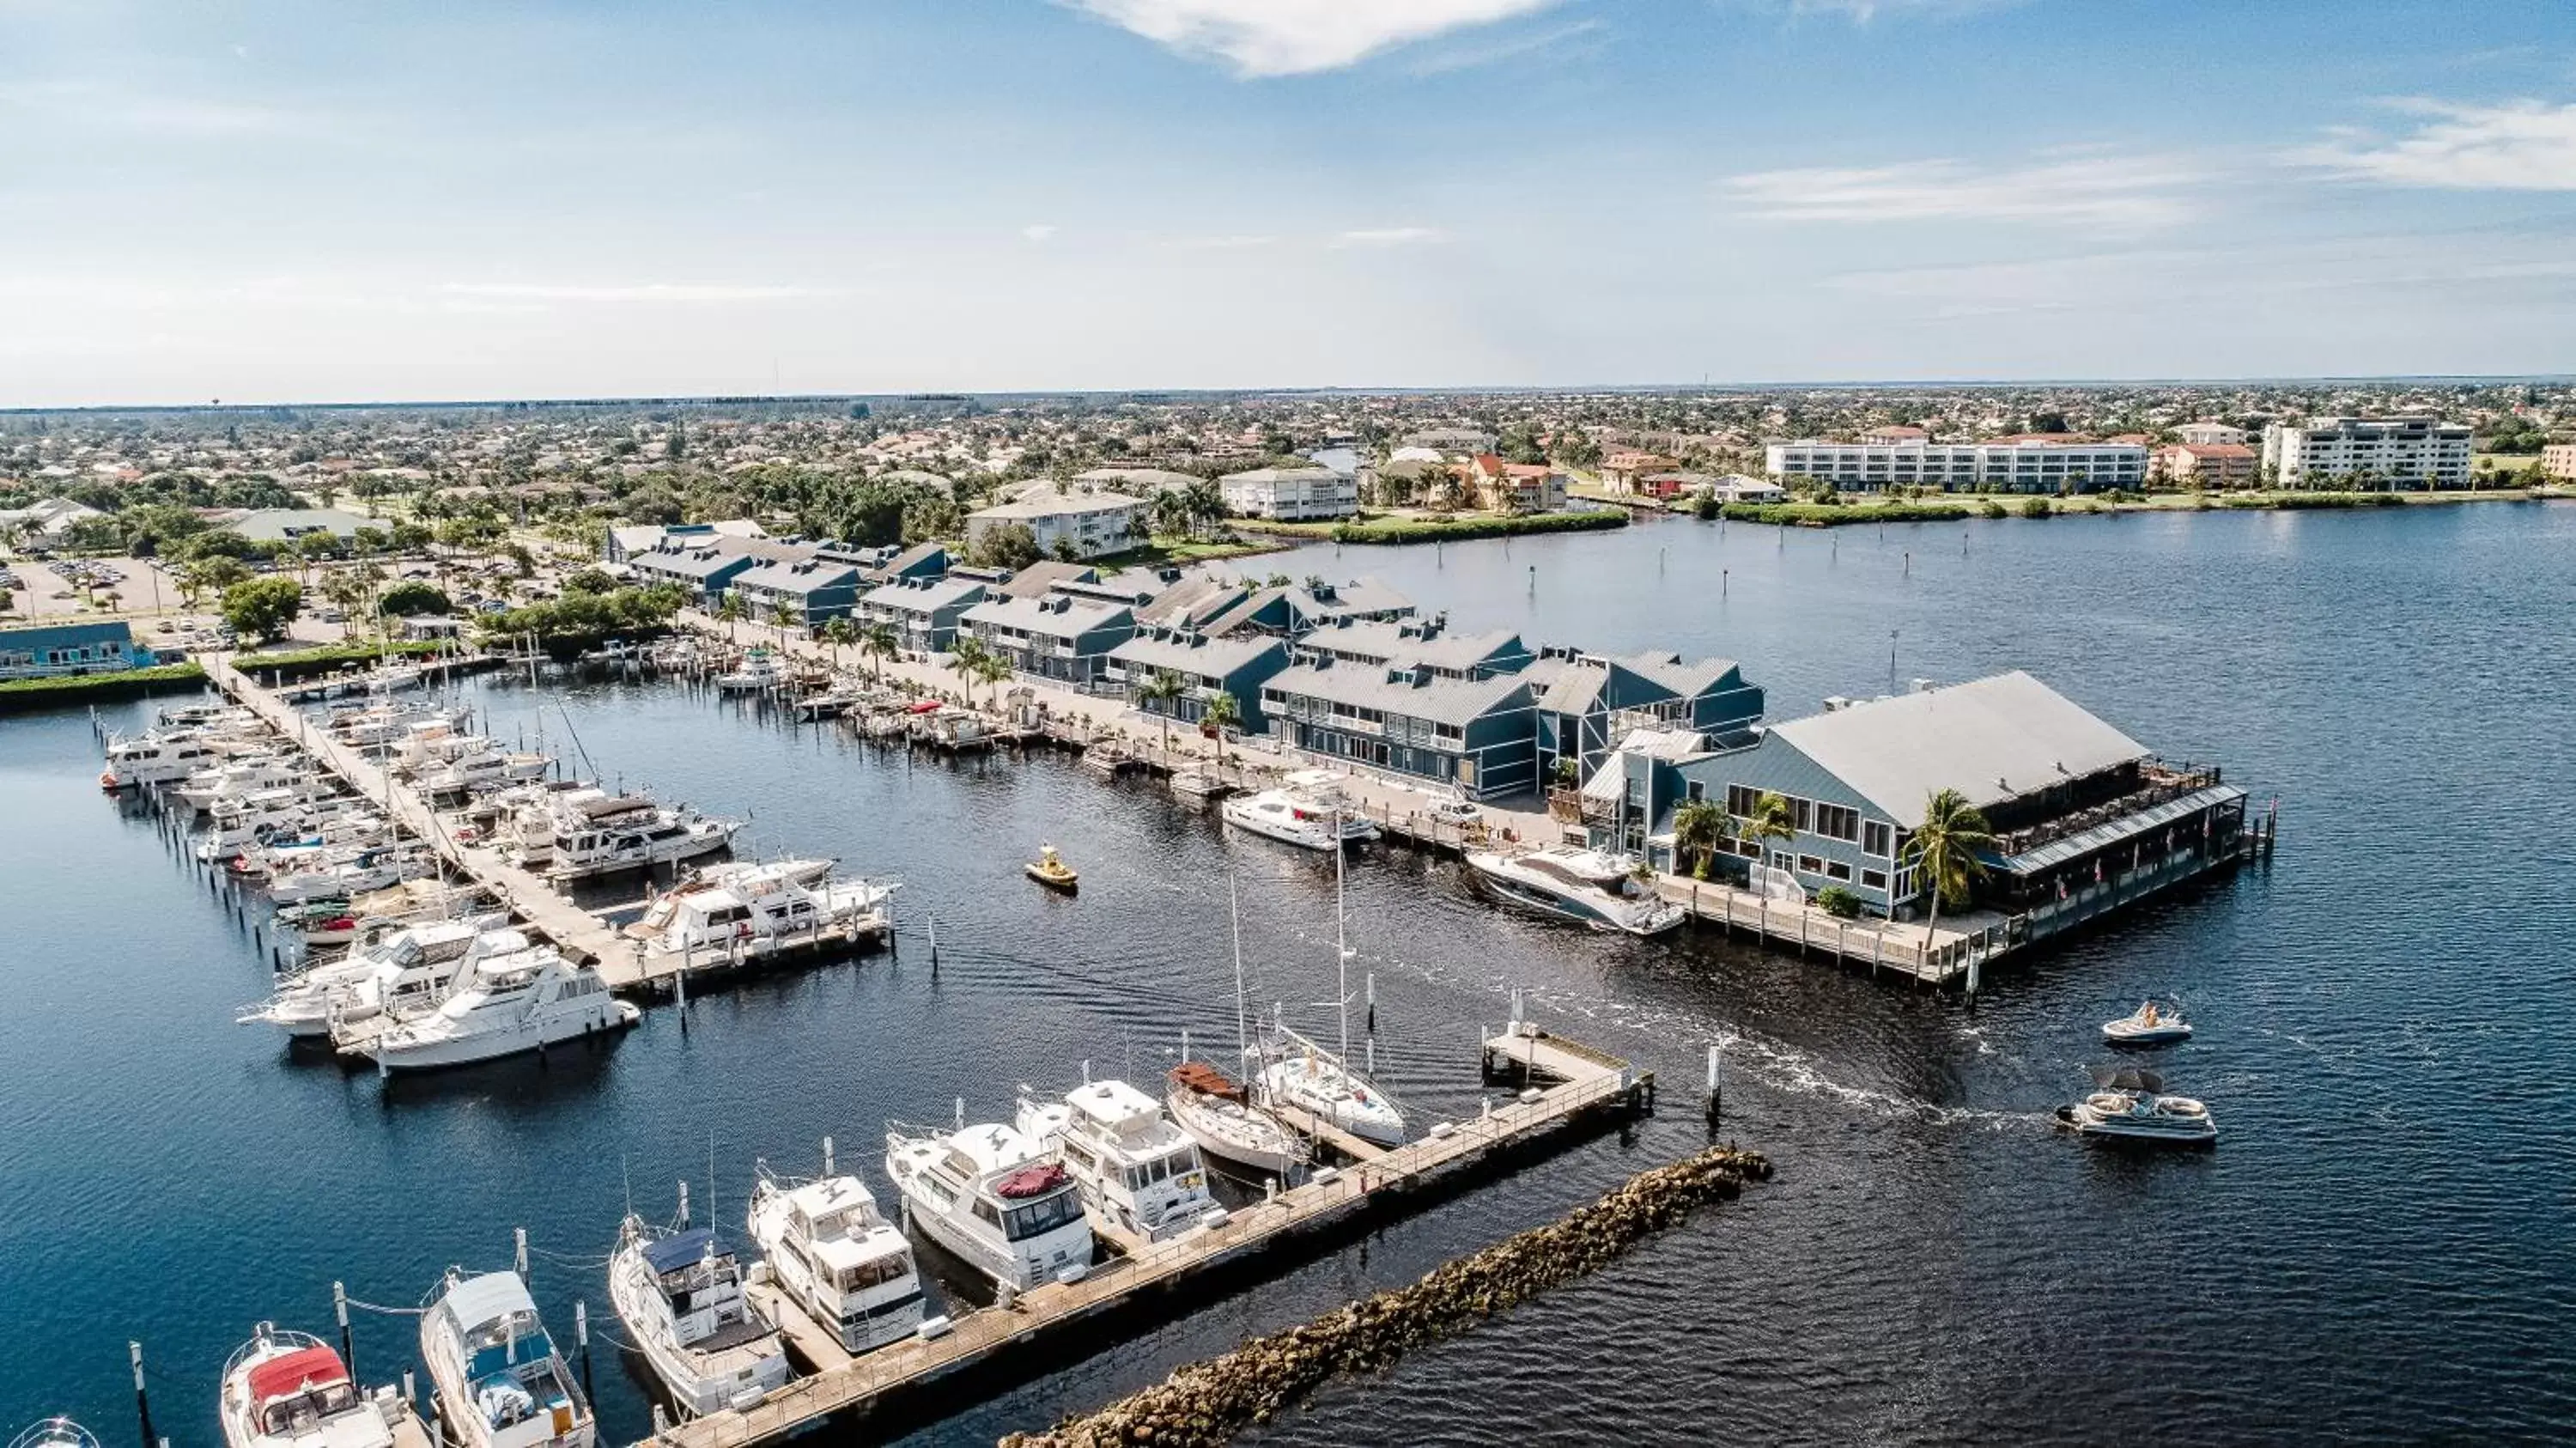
left=1219, top=772, right=1380, bottom=850
left=1464, top=845, right=1686, bottom=935
left=542, top=798, right=742, bottom=880
left=607, top=1217, right=790, bottom=1415
left=240, top=919, right=519, bottom=1039
left=418, top=749, right=552, bottom=800
left=2056, top=1067, right=2218, bottom=1145
left=264, top=846, right=430, bottom=904
left=1166, top=1060, right=1303, bottom=1179
left=218, top=1323, right=410, bottom=1448
left=744, top=1171, right=924, bottom=1357
left=9, top=1422, right=99, bottom=1448
left=419, top=1271, right=593, bottom=1448
left=1017, top=1078, right=1218, bottom=1244
left=883, top=1118, right=1092, bottom=1293
left=100, top=733, right=229, bottom=788
left=2102, top=1000, right=2194, bottom=1046
left=173, top=756, right=310, bottom=811
left=620, top=861, right=890, bottom=966
left=714, top=652, right=787, bottom=693
left=361, top=946, right=636, bottom=1071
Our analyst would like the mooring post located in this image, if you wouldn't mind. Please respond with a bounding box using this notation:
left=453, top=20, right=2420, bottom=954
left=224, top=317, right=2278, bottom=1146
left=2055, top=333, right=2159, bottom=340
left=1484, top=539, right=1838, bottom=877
left=513, top=1226, right=528, bottom=1281
left=823, top=1135, right=835, bottom=1176
left=576, top=1299, right=594, bottom=1399
left=131, top=1341, right=153, bottom=1448
left=336, top=1280, right=355, bottom=1378
left=1705, top=1043, right=1722, bottom=1128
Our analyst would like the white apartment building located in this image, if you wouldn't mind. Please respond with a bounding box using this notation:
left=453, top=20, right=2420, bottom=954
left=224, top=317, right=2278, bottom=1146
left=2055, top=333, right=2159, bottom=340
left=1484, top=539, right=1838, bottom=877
left=1220, top=465, right=1358, bottom=521
left=1762, top=438, right=2150, bottom=493
left=2261, top=416, right=2472, bottom=489
left=965, top=486, right=1145, bottom=559
left=2177, top=421, right=2249, bottom=447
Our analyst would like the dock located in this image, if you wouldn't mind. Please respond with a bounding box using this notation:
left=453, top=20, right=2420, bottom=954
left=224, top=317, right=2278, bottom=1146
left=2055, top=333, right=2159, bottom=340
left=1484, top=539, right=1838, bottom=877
left=651, top=1019, right=1650, bottom=1448
left=596, top=913, right=889, bottom=993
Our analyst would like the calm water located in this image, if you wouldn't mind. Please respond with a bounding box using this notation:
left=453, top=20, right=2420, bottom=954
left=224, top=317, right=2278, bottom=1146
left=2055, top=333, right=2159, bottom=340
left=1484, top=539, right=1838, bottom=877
left=6, top=502, right=2573, bottom=1445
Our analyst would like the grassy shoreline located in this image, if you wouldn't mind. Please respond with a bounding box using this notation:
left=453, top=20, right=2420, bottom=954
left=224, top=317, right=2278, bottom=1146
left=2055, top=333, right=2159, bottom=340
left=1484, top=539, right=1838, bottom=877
left=1708, top=486, right=2564, bottom=527
left=0, top=660, right=209, bottom=714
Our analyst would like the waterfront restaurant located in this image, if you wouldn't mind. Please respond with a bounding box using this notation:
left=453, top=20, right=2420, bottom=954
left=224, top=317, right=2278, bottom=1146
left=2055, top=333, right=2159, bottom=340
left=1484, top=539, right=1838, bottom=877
left=1259, top=656, right=1538, bottom=800
left=1582, top=671, right=2248, bottom=920
left=0, top=620, right=161, bottom=680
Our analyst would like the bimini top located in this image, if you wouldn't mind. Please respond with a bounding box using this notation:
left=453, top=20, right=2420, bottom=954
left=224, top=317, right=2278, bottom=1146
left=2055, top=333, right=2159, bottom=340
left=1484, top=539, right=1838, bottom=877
left=246, top=1346, right=349, bottom=1405
left=436, top=1271, right=538, bottom=1334
left=641, top=1227, right=727, bottom=1276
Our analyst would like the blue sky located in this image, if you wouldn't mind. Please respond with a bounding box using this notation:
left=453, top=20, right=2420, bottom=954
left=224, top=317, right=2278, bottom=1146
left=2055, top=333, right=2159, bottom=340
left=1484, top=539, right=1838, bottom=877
left=5, top=0, right=2576, bottom=405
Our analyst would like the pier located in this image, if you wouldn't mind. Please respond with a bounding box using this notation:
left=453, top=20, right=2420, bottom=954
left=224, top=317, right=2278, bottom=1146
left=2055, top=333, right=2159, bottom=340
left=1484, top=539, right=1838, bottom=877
left=652, top=1018, right=1651, bottom=1448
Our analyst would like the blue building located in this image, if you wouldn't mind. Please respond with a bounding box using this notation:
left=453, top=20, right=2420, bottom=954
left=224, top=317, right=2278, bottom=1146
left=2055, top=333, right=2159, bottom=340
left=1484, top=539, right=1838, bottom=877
left=1585, top=671, right=2247, bottom=920
left=1523, top=648, right=1766, bottom=786
left=0, top=620, right=161, bottom=680
left=1107, top=628, right=1293, bottom=733
left=730, top=557, right=865, bottom=625
left=1259, top=658, right=1537, bottom=800
left=857, top=575, right=987, bottom=654
left=961, top=593, right=1139, bottom=688
left=1297, top=618, right=1530, bottom=679
left=628, top=538, right=807, bottom=606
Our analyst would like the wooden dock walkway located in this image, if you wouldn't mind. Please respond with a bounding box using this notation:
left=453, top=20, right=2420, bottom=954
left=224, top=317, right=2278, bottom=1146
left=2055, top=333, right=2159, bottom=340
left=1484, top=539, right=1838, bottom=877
left=207, top=654, right=625, bottom=968
left=651, top=1020, right=1650, bottom=1448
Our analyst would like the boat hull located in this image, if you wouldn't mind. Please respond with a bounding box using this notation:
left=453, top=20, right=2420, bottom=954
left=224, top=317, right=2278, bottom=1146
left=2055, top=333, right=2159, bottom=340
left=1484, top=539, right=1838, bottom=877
left=606, top=1244, right=789, bottom=1416
left=370, top=1001, right=638, bottom=1071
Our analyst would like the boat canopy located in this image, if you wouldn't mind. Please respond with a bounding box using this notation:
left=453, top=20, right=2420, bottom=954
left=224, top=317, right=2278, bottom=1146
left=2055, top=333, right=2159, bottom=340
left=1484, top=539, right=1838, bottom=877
left=641, top=1226, right=726, bottom=1275
left=1170, top=1062, right=1244, bottom=1101
left=993, top=1162, right=1068, bottom=1200
left=246, top=1346, right=349, bottom=1404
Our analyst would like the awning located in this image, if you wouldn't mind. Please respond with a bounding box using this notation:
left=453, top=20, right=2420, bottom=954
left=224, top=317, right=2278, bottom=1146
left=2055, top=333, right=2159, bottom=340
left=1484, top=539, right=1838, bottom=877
left=642, top=1226, right=722, bottom=1275
left=2000, top=784, right=2246, bottom=875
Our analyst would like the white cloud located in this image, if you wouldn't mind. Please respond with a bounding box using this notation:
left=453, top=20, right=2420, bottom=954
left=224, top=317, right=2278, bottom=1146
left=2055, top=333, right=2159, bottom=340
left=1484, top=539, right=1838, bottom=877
left=2294, top=99, right=2576, bottom=190
left=1333, top=226, right=1447, bottom=246
left=1022, top=223, right=1060, bottom=242
left=1065, top=0, right=1560, bottom=76
left=1721, top=153, right=2206, bottom=228
left=439, top=283, right=811, bottom=303
left=1406, top=18, right=1602, bottom=75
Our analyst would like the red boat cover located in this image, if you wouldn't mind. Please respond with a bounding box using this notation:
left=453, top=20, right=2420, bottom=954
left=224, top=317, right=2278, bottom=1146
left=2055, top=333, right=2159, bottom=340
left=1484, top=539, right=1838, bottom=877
left=993, top=1163, right=1068, bottom=1200
left=907, top=700, right=943, bottom=715
left=246, top=1346, right=348, bottom=1404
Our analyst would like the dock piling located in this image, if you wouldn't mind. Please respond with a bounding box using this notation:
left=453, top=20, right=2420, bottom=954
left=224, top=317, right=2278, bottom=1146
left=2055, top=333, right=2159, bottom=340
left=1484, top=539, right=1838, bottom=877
left=1704, top=1044, right=1722, bottom=1129
left=335, top=1280, right=355, bottom=1378
left=576, top=1300, right=593, bottom=1399
left=513, top=1227, right=528, bottom=1281
left=822, top=1135, right=835, bottom=1176
left=131, top=1341, right=152, bottom=1448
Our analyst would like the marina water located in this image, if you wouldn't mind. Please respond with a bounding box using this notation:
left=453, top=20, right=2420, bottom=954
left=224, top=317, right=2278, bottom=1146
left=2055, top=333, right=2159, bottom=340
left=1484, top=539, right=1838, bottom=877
left=5, top=502, right=2573, bottom=1445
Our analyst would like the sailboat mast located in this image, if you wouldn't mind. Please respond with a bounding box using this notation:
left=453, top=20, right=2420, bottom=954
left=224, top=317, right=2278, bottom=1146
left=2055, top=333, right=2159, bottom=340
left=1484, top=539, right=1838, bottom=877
left=1230, top=867, right=1249, bottom=1056
left=1334, top=805, right=1350, bottom=1066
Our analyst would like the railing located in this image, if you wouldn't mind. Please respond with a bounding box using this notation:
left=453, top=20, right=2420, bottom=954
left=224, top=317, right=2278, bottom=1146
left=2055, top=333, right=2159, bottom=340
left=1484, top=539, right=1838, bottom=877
left=1993, top=762, right=2227, bottom=858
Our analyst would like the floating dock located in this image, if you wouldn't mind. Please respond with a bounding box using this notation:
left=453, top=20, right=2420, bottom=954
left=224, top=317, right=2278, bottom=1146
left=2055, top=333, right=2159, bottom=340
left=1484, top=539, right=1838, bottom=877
left=651, top=1019, right=1651, bottom=1448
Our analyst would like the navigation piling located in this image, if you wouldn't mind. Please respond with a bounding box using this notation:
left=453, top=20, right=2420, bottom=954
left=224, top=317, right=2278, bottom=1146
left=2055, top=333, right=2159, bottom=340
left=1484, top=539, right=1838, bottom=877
left=575, top=1300, right=593, bottom=1400
left=336, top=1280, right=355, bottom=1378
left=1704, top=1043, right=1722, bottom=1129
left=513, top=1226, right=527, bottom=1281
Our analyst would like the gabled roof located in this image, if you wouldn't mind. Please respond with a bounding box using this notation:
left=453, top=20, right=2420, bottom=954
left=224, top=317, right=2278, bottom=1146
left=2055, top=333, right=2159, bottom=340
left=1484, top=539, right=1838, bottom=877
left=1134, top=575, right=1243, bottom=628
left=1262, top=660, right=1532, bottom=729
left=963, top=592, right=1133, bottom=640
left=1764, top=671, right=2148, bottom=828
left=996, top=560, right=1098, bottom=599
left=733, top=557, right=861, bottom=594
left=1302, top=619, right=1526, bottom=674
left=1108, top=630, right=1288, bottom=681
left=860, top=575, right=985, bottom=613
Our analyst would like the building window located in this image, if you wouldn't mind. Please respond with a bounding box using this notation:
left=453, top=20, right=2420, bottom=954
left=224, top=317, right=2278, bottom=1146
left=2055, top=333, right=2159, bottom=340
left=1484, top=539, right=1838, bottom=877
left=1686, top=781, right=1704, bottom=803
left=1862, top=820, right=1892, bottom=857
left=1796, top=854, right=1824, bottom=874
left=1861, top=868, right=1887, bottom=891
left=1814, top=804, right=1860, bottom=843
left=1824, top=861, right=1853, bottom=882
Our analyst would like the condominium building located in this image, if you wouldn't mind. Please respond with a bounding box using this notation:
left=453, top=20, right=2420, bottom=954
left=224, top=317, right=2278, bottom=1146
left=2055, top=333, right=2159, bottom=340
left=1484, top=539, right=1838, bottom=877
left=964, top=486, right=1145, bottom=560
left=2537, top=442, right=2576, bottom=481
left=2156, top=443, right=2258, bottom=487
left=1762, top=437, right=2149, bottom=493
left=2260, top=417, right=2471, bottom=489
left=1218, top=465, right=1358, bottom=521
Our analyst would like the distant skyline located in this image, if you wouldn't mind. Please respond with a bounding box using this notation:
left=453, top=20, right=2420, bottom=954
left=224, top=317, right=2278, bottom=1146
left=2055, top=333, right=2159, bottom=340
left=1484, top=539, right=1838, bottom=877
left=6, top=0, right=2576, bottom=406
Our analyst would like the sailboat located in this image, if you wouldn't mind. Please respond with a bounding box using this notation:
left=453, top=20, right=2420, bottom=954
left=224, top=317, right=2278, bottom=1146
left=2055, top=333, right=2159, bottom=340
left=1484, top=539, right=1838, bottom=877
left=1168, top=871, right=1304, bottom=1177
left=1255, top=812, right=1406, bottom=1148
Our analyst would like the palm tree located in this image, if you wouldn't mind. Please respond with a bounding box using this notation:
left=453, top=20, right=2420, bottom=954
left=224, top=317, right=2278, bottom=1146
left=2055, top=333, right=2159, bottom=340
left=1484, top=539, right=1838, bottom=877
left=1135, top=669, right=1185, bottom=755
left=1901, top=788, right=1994, bottom=944
left=948, top=634, right=990, bottom=701
left=1741, top=792, right=1796, bottom=882
left=715, top=590, right=746, bottom=642
left=1201, top=691, right=1241, bottom=771
left=971, top=648, right=1012, bottom=711
left=1672, top=799, right=1730, bottom=880
left=821, top=617, right=855, bottom=670
left=768, top=599, right=799, bottom=635
left=858, top=621, right=900, bottom=684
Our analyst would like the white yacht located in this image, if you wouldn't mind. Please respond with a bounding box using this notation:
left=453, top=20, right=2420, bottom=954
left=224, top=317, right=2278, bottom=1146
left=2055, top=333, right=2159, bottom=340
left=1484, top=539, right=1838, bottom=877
left=744, top=1171, right=924, bottom=1357
left=218, top=1323, right=409, bottom=1448
left=173, top=757, right=310, bottom=811
left=1167, top=1059, right=1303, bottom=1179
left=1219, top=775, right=1381, bottom=850
left=240, top=919, right=519, bottom=1039
left=419, top=749, right=551, bottom=800
left=101, top=733, right=228, bottom=788
left=714, top=652, right=787, bottom=693
left=543, top=798, right=743, bottom=880
left=621, top=861, right=890, bottom=965
left=1017, top=1078, right=1218, bottom=1244
left=1464, top=845, right=1686, bottom=935
left=361, top=946, right=636, bottom=1071
left=883, top=1118, right=1092, bottom=1293
left=419, top=1271, right=594, bottom=1448
left=1255, top=824, right=1406, bottom=1147
left=2102, top=1000, right=2194, bottom=1046
left=2056, top=1067, right=2219, bottom=1145
left=265, top=846, right=430, bottom=904
left=8, top=1421, right=99, bottom=1448
left=607, top=1217, right=790, bottom=1415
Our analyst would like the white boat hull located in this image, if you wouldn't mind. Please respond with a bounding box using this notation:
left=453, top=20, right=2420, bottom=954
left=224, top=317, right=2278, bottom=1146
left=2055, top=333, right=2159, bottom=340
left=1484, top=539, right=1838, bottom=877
left=606, top=1245, right=789, bottom=1415
left=370, top=1001, right=637, bottom=1070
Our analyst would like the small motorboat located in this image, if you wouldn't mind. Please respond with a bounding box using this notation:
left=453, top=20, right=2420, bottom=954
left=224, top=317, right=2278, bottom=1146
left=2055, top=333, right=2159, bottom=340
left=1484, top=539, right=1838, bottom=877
left=1025, top=845, right=1078, bottom=891
left=2103, top=1000, right=2192, bottom=1046
left=2055, top=1066, right=2217, bottom=1146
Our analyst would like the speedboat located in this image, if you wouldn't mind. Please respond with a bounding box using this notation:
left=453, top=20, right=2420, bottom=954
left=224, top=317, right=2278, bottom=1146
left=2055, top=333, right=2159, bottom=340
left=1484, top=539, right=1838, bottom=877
left=361, top=946, right=636, bottom=1071
left=419, top=1271, right=594, bottom=1448
left=607, top=1218, right=790, bottom=1415
left=1018, top=1078, right=1218, bottom=1244
left=1464, top=845, right=1686, bottom=936
left=1166, top=1060, right=1303, bottom=1178
left=883, top=1117, right=1092, bottom=1293
left=2103, top=1000, right=2193, bottom=1046
left=1257, top=1030, right=1406, bottom=1147
left=2056, top=1066, right=2218, bottom=1145
left=1024, top=846, right=1078, bottom=891
left=219, top=1323, right=410, bottom=1448
left=1220, top=784, right=1379, bottom=850
left=744, top=1171, right=924, bottom=1357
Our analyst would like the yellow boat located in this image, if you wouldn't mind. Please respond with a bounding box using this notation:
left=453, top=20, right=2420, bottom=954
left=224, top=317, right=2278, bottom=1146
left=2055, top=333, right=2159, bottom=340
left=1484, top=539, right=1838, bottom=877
left=1025, top=844, right=1078, bottom=891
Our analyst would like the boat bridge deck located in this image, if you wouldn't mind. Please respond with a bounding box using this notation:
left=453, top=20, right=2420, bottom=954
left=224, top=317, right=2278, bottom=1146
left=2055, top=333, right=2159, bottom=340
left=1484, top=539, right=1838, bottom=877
left=651, top=1021, right=1648, bottom=1448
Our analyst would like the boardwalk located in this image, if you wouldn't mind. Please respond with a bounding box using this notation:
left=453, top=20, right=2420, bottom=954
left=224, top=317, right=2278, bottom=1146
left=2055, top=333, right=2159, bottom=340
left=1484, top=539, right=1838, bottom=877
left=653, top=1020, right=1649, bottom=1448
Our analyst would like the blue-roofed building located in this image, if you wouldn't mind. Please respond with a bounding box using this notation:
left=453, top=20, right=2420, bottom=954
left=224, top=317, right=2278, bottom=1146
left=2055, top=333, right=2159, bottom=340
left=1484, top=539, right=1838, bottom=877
left=628, top=537, right=808, bottom=606
left=0, top=620, right=161, bottom=680
left=1522, top=647, right=1766, bottom=787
